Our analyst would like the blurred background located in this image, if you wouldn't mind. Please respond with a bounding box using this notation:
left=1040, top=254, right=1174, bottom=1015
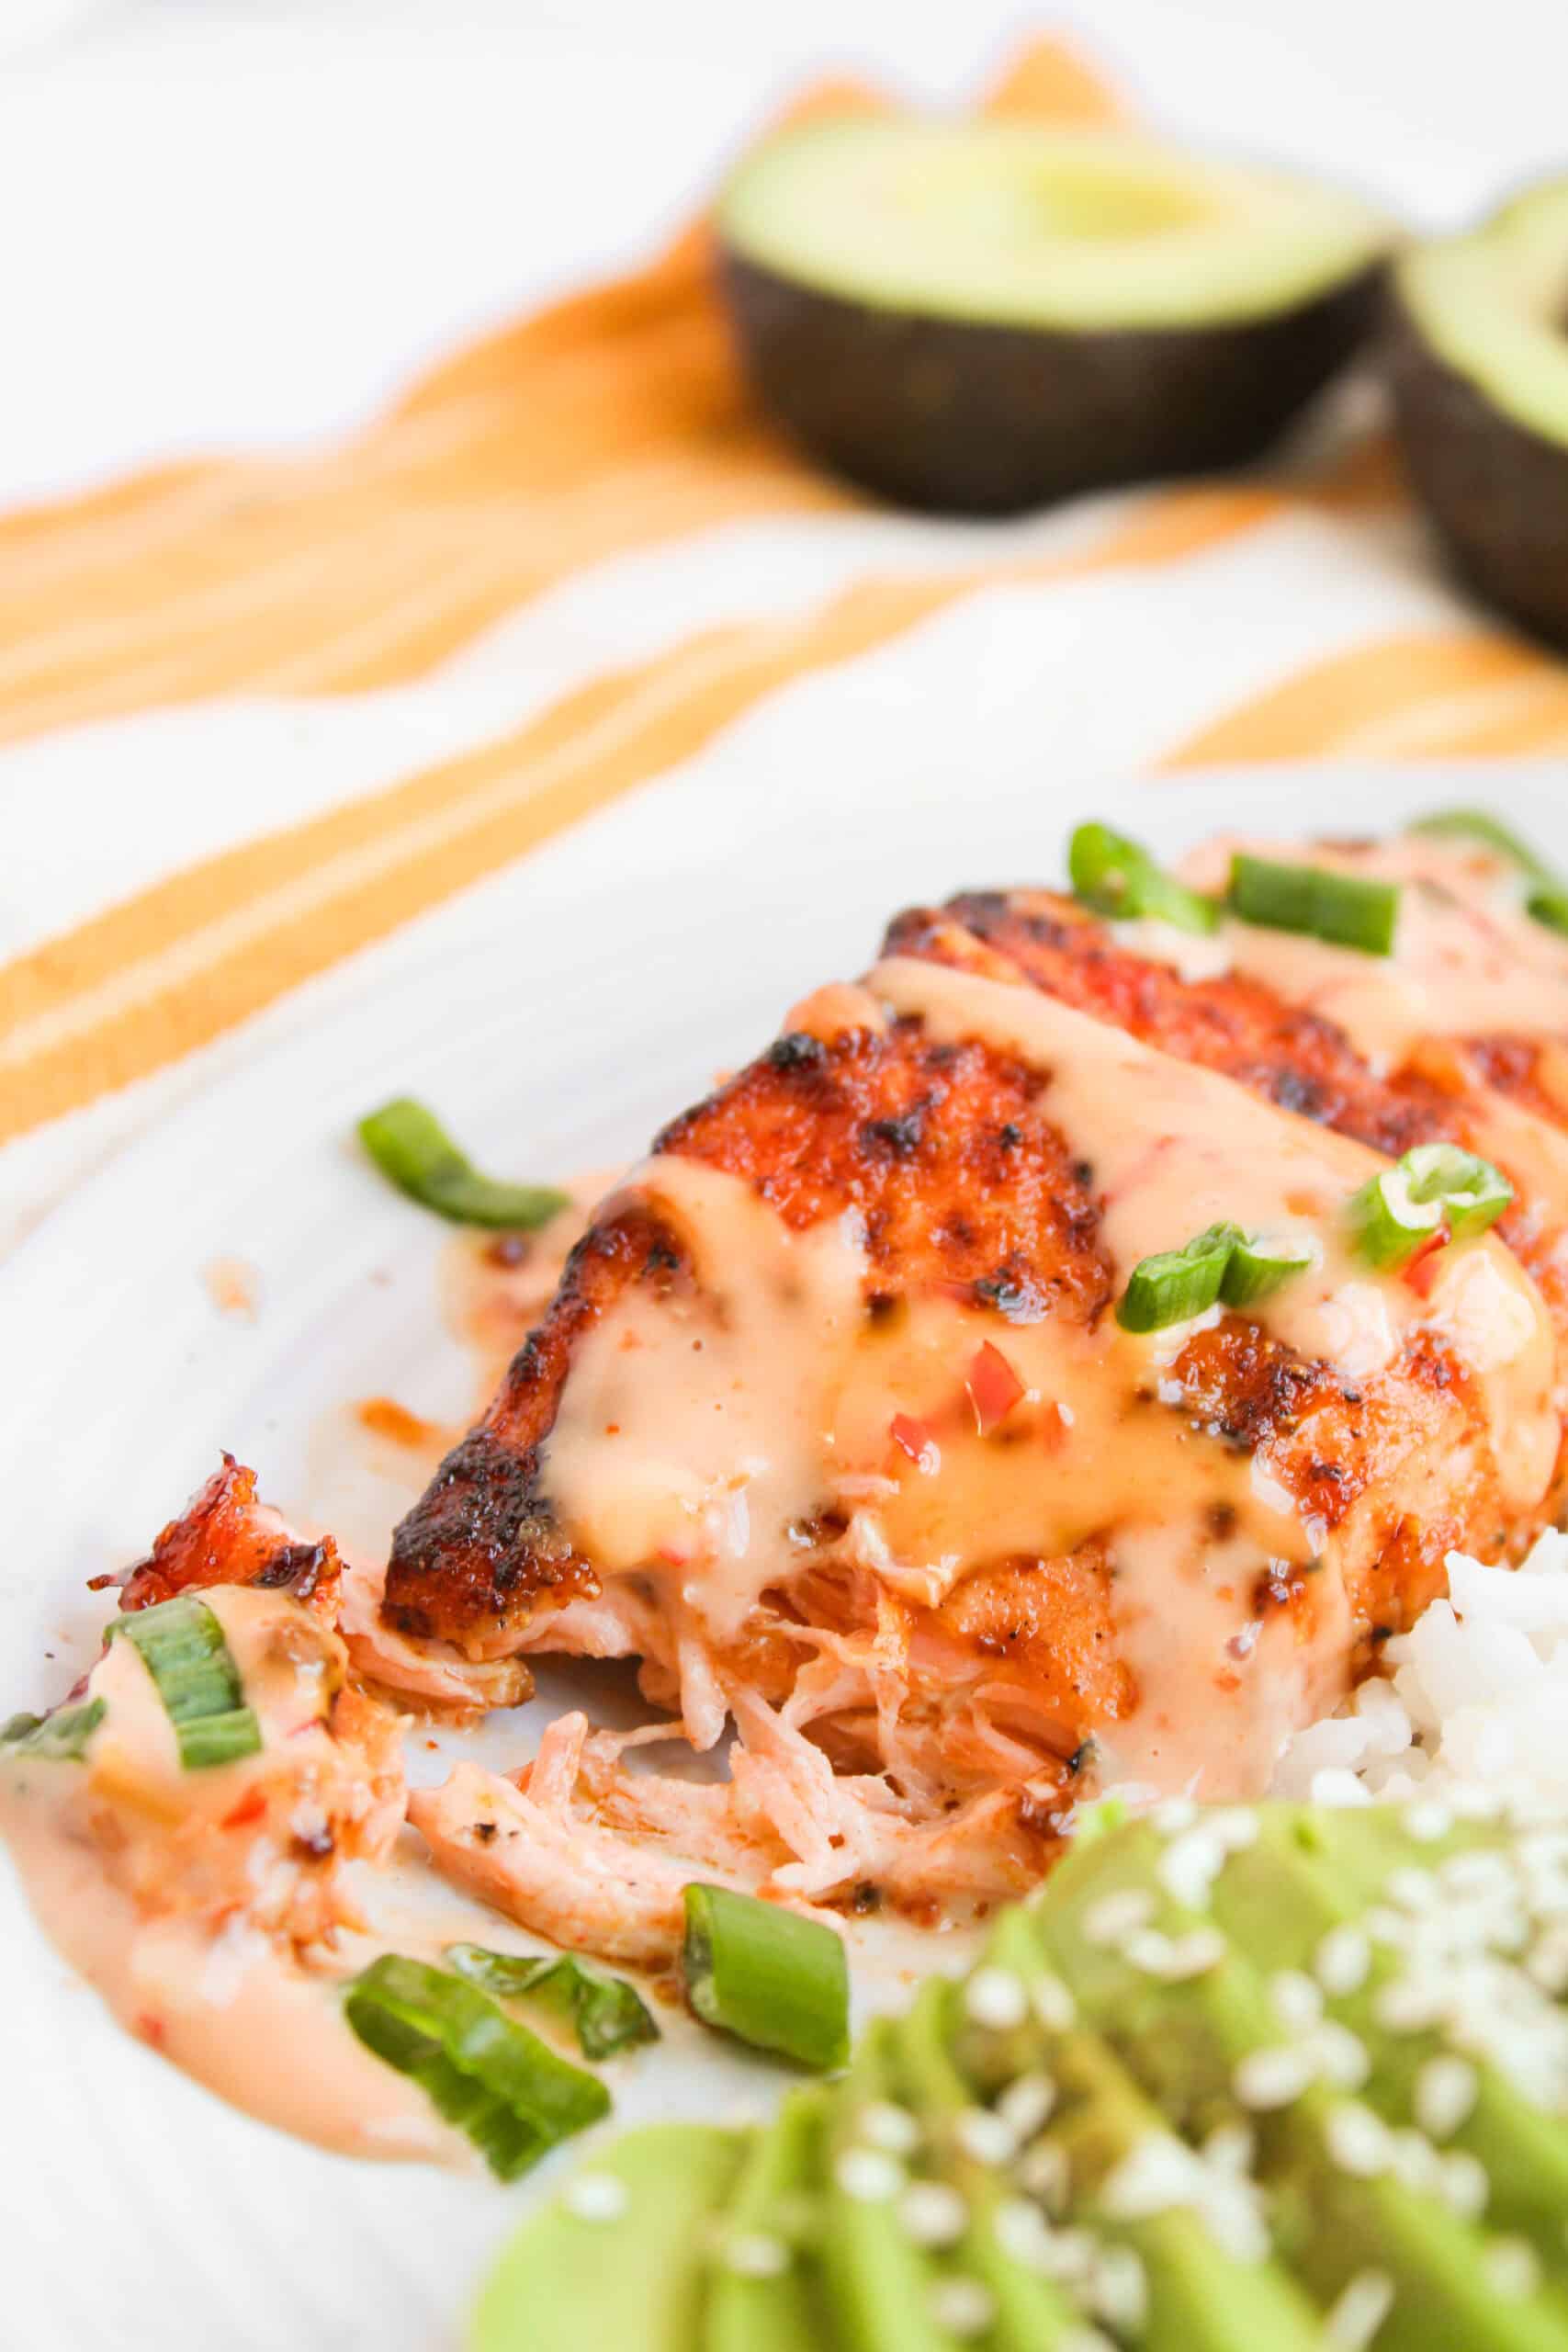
left=3, top=0, right=1565, bottom=508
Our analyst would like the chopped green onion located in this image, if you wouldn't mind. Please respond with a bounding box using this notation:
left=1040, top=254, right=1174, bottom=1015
left=1228, top=854, right=1399, bottom=956
left=1527, top=888, right=1568, bottom=939
left=446, top=1943, right=659, bottom=2063
left=1406, top=807, right=1560, bottom=888
left=1408, top=808, right=1568, bottom=947
left=1346, top=1166, right=1447, bottom=1272
left=1067, top=822, right=1220, bottom=936
left=177, top=1709, right=267, bottom=1770
left=682, top=1884, right=849, bottom=2073
left=358, top=1097, right=570, bottom=1230
left=1219, top=1231, right=1319, bottom=1308
left=1400, top=1142, right=1513, bottom=1243
left=109, top=1595, right=262, bottom=1771
left=1115, top=1222, right=1243, bottom=1334
left=344, top=1954, right=609, bottom=2180
left=1346, top=1144, right=1511, bottom=1272
left=0, top=1698, right=105, bottom=1762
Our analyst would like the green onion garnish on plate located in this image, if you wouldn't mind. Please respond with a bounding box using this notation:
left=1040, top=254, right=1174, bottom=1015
left=110, top=1595, right=262, bottom=1770
left=1347, top=1142, right=1512, bottom=1272
left=1, top=1698, right=106, bottom=1762
left=1115, top=1221, right=1244, bottom=1334
left=1067, top=822, right=1220, bottom=936
left=345, top=1954, right=610, bottom=2179
left=1228, top=854, right=1400, bottom=956
left=358, top=1097, right=570, bottom=1230
left=682, top=1884, right=850, bottom=2073
left=446, top=1944, right=659, bottom=2063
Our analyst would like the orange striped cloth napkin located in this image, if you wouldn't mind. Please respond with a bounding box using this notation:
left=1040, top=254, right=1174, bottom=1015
left=5, top=35, right=1565, bottom=1249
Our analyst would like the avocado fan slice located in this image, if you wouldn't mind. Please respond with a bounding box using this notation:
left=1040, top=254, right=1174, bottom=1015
left=944, top=1905, right=1326, bottom=2351
left=716, top=116, right=1394, bottom=514
left=1040, top=1815, right=1568, bottom=2351
left=704, top=2086, right=828, bottom=2352
left=1203, top=1804, right=1568, bottom=2273
left=468, top=2120, right=747, bottom=2352
left=474, top=1803, right=1568, bottom=2348
left=817, top=2017, right=971, bottom=2350
left=890, top=1961, right=1086, bottom=2348
left=1390, top=176, right=1568, bottom=647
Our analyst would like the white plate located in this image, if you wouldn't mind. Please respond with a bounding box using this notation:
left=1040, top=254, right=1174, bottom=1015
left=5, top=744, right=1566, bottom=2350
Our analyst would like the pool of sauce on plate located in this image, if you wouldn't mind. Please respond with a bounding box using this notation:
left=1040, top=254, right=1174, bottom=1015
left=0, top=1587, right=468, bottom=2165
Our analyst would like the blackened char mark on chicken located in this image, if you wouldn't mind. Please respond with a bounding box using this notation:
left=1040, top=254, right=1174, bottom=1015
left=384, top=1201, right=681, bottom=1647
left=117, top=1454, right=343, bottom=1621
left=884, top=890, right=1457, bottom=1161
left=383, top=1013, right=1116, bottom=1654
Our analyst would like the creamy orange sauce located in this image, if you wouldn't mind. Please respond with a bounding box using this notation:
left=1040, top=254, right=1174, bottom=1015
left=1096, top=1524, right=1348, bottom=1800
left=85, top=1585, right=339, bottom=1826
left=890, top=958, right=1555, bottom=1516
left=1149, top=833, right=1568, bottom=1413
left=1, top=1791, right=457, bottom=2162
left=201, top=1254, right=261, bottom=1323
left=537, top=957, right=1557, bottom=1796
left=356, top=1395, right=447, bottom=1453
left=440, top=1176, right=608, bottom=1406
left=1177, top=833, right=1568, bottom=1074
left=0, top=1586, right=460, bottom=2165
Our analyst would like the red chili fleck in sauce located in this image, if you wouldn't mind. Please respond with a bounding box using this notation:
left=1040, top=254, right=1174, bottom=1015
left=965, top=1341, right=1024, bottom=1434
left=1402, top=1226, right=1451, bottom=1298
left=889, top=1413, right=939, bottom=1473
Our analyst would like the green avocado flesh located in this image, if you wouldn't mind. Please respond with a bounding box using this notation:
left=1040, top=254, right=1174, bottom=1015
left=1390, top=178, right=1568, bottom=646
left=716, top=118, right=1393, bottom=512
left=474, top=1799, right=1568, bottom=2349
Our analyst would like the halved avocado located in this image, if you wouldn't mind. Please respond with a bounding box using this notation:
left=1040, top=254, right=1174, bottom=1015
left=1389, top=180, right=1568, bottom=647
left=715, top=118, right=1393, bottom=514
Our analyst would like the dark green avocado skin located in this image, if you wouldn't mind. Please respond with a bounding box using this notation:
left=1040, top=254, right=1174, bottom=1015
left=1387, top=288, right=1568, bottom=650
left=718, top=249, right=1383, bottom=514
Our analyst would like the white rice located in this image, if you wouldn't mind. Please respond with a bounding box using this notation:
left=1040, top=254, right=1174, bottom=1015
left=1271, top=1530, right=1568, bottom=1807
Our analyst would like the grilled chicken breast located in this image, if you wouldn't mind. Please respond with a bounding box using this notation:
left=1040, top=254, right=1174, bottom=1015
left=381, top=832, right=1568, bottom=1939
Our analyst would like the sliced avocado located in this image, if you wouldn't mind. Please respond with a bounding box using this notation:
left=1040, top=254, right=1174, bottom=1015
left=1040, top=1818, right=1568, bottom=2350
left=1227, top=1808, right=1568, bottom=2268
left=475, top=1803, right=1568, bottom=2349
left=953, top=1906, right=1325, bottom=2350
left=891, top=1961, right=1084, bottom=2348
left=716, top=117, right=1393, bottom=513
left=1390, top=177, right=1568, bottom=646
left=469, top=2122, right=745, bottom=2352
left=705, top=2088, right=828, bottom=2352
left=818, top=2018, right=961, bottom=2351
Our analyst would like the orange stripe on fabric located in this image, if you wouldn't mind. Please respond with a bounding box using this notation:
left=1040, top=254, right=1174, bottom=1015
left=0, top=477, right=1283, bottom=1148
left=0, top=40, right=1118, bottom=748
left=1159, top=633, right=1562, bottom=768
